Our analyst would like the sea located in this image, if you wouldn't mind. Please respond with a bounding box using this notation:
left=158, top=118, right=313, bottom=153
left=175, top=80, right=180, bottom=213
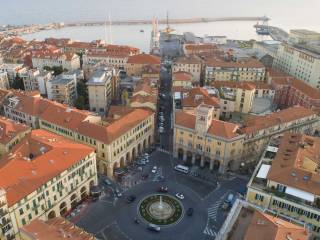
left=1, top=0, right=319, bottom=52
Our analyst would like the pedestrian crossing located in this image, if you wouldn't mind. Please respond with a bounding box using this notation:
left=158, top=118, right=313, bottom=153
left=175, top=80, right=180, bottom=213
left=203, top=225, right=217, bottom=237
left=207, top=200, right=222, bottom=220
left=156, top=148, right=172, bottom=155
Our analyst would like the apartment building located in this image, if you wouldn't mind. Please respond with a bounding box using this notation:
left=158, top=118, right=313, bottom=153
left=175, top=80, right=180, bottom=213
left=246, top=133, right=320, bottom=235
left=216, top=199, right=309, bottom=240
left=46, top=72, right=77, bottom=105
left=269, top=70, right=320, bottom=109
left=172, top=71, right=193, bottom=88
left=87, top=68, right=112, bottom=114
left=205, top=58, right=265, bottom=84
left=130, top=79, right=158, bottom=111
left=20, top=217, right=96, bottom=240
left=0, top=117, right=31, bottom=156
left=32, top=52, right=80, bottom=71
left=172, top=56, right=202, bottom=84
left=241, top=106, right=319, bottom=161
left=39, top=105, right=154, bottom=178
left=0, top=70, right=9, bottom=89
left=183, top=43, right=222, bottom=57
left=273, top=43, right=320, bottom=89
left=289, top=29, right=320, bottom=44
left=0, top=129, right=97, bottom=240
left=174, top=104, right=245, bottom=172
left=1, top=91, right=155, bottom=179
left=174, top=87, right=220, bottom=119
left=211, top=81, right=256, bottom=116
left=125, top=54, right=160, bottom=77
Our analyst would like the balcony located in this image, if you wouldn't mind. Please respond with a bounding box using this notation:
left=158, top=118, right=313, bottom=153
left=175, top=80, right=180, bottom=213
left=0, top=208, right=8, bottom=218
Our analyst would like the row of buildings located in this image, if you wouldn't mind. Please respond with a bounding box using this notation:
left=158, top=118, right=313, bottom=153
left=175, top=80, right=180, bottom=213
left=0, top=90, right=155, bottom=179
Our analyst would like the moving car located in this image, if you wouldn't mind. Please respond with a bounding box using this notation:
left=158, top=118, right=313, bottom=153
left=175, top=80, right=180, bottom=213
left=158, top=186, right=168, bottom=193
left=127, top=195, right=136, bottom=203
left=151, top=166, right=157, bottom=173
left=103, top=179, right=112, bottom=186
left=134, top=217, right=140, bottom=224
left=175, top=193, right=184, bottom=200
left=186, top=208, right=194, bottom=216
left=147, top=223, right=161, bottom=232
left=115, top=189, right=122, bottom=198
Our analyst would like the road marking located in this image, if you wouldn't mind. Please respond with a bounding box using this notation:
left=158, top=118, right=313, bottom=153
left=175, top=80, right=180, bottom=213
left=203, top=225, right=217, bottom=237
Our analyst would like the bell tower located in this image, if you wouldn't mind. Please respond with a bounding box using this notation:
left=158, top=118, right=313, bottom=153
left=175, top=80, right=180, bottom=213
left=195, top=104, right=214, bottom=135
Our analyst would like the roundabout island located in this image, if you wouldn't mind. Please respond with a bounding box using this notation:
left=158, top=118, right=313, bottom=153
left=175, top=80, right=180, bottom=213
left=138, top=194, right=183, bottom=226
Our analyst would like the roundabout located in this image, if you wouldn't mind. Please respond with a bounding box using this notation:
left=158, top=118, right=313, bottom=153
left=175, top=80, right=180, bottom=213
left=138, top=194, right=183, bottom=226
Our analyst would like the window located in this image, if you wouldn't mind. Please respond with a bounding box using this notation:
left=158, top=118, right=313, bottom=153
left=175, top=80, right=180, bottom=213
left=28, top=213, right=32, bottom=220
left=254, top=194, right=264, bottom=201
left=21, top=218, right=26, bottom=225
left=19, top=208, right=24, bottom=215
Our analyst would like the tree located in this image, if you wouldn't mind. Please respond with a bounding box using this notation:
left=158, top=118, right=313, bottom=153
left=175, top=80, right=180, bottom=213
left=75, top=80, right=89, bottom=110
left=43, top=66, right=65, bottom=76
left=11, top=73, right=25, bottom=90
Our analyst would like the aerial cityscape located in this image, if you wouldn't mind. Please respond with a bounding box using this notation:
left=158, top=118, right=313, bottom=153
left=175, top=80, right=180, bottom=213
left=0, top=1, right=320, bottom=240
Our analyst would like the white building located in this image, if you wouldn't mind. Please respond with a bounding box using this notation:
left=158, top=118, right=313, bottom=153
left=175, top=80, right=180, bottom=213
left=0, top=70, right=9, bottom=89
left=87, top=68, right=112, bottom=114
left=32, top=52, right=80, bottom=71
left=273, top=43, right=320, bottom=89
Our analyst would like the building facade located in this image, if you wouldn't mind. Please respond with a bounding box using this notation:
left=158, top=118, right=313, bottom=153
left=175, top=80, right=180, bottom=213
left=0, top=129, right=97, bottom=240
left=172, top=56, right=202, bottom=84
left=273, top=43, right=320, bottom=89
left=246, top=133, right=320, bottom=236
left=174, top=104, right=245, bottom=173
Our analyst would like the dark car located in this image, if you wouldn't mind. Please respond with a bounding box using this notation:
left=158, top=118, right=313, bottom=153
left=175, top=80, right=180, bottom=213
left=186, top=208, right=194, bottom=216
left=141, top=173, right=149, bottom=180
left=157, top=186, right=168, bottom=193
left=134, top=217, right=140, bottom=224
left=127, top=195, right=136, bottom=203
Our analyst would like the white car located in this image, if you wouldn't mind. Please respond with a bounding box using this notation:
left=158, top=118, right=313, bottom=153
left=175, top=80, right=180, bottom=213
left=151, top=166, right=157, bottom=173
left=175, top=193, right=184, bottom=200
left=159, top=127, right=164, bottom=133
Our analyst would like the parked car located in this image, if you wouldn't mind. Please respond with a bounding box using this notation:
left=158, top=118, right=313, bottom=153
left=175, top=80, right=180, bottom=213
left=151, top=166, right=157, bottom=173
left=103, top=179, right=112, bottom=186
left=175, top=193, right=184, bottom=200
left=158, top=186, right=168, bottom=193
left=127, top=195, right=136, bottom=203
left=147, top=223, right=160, bottom=232
left=222, top=193, right=235, bottom=210
left=186, top=208, right=194, bottom=216
left=115, top=189, right=122, bottom=198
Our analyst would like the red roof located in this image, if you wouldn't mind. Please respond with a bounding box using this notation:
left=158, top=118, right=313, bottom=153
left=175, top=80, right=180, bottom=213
left=127, top=54, right=160, bottom=65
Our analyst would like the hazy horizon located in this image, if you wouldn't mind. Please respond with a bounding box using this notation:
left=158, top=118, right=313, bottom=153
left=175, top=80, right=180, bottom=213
left=0, top=0, right=319, bottom=31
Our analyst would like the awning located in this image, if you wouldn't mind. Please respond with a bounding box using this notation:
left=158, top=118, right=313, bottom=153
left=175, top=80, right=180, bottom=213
left=285, top=187, right=315, bottom=202
left=266, top=146, right=278, bottom=153
left=256, top=164, right=271, bottom=179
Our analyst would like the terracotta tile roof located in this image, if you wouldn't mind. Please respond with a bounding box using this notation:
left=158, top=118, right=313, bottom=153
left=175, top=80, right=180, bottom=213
left=175, top=111, right=241, bottom=139
left=142, top=64, right=160, bottom=74
left=173, top=71, right=193, bottom=82
left=182, top=87, right=220, bottom=108
left=185, top=43, right=218, bottom=51
left=267, top=133, right=320, bottom=195
left=241, top=106, right=316, bottom=134
left=269, top=69, right=320, bottom=100
left=0, top=130, right=94, bottom=206
left=87, top=51, right=128, bottom=58
left=211, top=81, right=256, bottom=91
left=131, top=94, right=157, bottom=104
left=21, top=217, right=95, bottom=240
left=0, top=117, right=30, bottom=145
left=244, top=210, right=309, bottom=240
left=39, top=103, right=95, bottom=131
left=4, top=91, right=52, bottom=116
left=127, top=54, right=160, bottom=65
left=175, top=56, right=202, bottom=64
left=206, top=57, right=265, bottom=68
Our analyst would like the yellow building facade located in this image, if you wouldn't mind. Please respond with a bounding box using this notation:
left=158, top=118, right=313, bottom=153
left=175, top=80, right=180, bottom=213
left=174, top=104, right=245, bottom=172
left=0, top=130, right=98, bottom=240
